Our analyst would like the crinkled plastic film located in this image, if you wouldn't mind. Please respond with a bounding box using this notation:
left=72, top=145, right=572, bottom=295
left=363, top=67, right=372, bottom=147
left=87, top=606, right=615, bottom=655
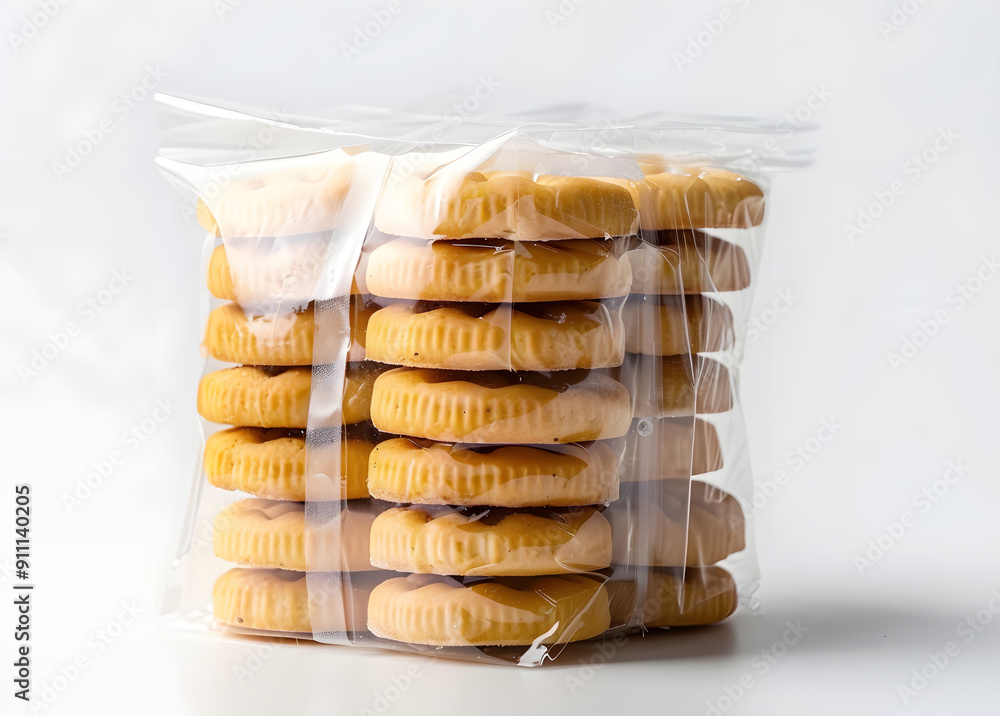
left=157, top=94, right=804, bottom=665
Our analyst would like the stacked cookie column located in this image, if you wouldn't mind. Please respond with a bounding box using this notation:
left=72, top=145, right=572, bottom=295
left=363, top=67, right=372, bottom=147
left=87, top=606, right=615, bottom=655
left=606, top=165, right=762, bottom=629
left=193, top=196, right=387, bottom=637
left=356, top=172, right=640, bottom=652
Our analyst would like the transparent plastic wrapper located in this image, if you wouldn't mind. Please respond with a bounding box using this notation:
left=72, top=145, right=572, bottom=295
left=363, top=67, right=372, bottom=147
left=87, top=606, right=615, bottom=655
left=157, top=95, right=807, bottom=665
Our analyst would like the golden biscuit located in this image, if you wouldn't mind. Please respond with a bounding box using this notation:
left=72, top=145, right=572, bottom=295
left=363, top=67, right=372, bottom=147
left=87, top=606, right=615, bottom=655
left=607, top=482, right=745, bottom=566
left=623, top=295, right=733, bottom=356
left=366, top=301, right=624, bottom=371
left=204, top=300, right=376, bottom=366
left=212, top=568, right=384, bottom=635
left=369, top=506, right=612, bottom=576
left=213, top=498, right=380, bottom=572
left=376, top=170, right=638, bottom=241
left=370, top=368, right=632, bottom=444
left=618, top=418, right=723, bottom=480
left=367, top=573, right=610, bottom=646
left=207, top=245, right=361, bottom=304
left=204, top=427, right=373, bottom=500
left=609, top=164, right=764, bottom=229
left=365, top=237, right=630, bottom=302
left=621, top=355, right=733, bottom=417
left=197, top=364, right=380, bottom=427
left=367, top=438, right=619, bottom=507
left=626, top=236, right=751, bottom=294
left=607, top=566, right=737, bottom=628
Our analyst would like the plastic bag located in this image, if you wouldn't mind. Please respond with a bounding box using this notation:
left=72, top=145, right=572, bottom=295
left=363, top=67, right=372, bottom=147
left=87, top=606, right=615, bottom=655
left=156, top=93, right=805, bottom=665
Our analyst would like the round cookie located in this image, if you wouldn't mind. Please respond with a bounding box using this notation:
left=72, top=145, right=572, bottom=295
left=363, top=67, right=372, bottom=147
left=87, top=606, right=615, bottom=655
left=607, top=482, right=745, bottom=567
left=204, top=299, right=376, bottom=366
left=213, top=498, right=379, bottom=572
left=365, top=301, right=624, bottom=371
left=618, top=418, right=723, bottom=480
left=367, top=438, right=619, bottom=507
left=609, top=164, right=764, bottom=230
left=367, top=573, right=610, bottom=646
left=607, top=566, right=737, bottom=629
left=621, top=355, right=733, bottom=417
left=370, top=368, right=633, bottom=444
left=204, top=427, right=374, bottom=500
left=197, top=364, right=380, bottom=428
left=208, top=244, right=361, bottom=306
left=369, top=506, right=611, bottom=576
left=623, top=295, right=734, bottom=356
left=365, top=237, right=630, bottom=302
left=626, top=237, right=751, bottom=295
left=375, top=169, right=638, bottom=241
left=213, top=568, right=383, bottom=635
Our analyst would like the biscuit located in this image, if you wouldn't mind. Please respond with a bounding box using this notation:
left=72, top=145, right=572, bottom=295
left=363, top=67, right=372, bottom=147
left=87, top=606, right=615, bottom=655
left=212, top=568, right=383, bottom=635
left=213, top=498, right=379, bottom=572
left=197, top=364, right=380, bottom=427
left=367, top=438, right=619, bottom=507
left=375, top=170, right=638, bottom=241
left=623, top=295, right=733, bottom=356
left=607, top=482, right=745, bottom=566
left=366, top=573, right=610, bottom=646
left=196, top=149, right=381, bottom=238
left=622, top=355, right=733, bottom=417
left=204, top=427, right=373, bottom=500
left=607, top=566, right=737, bottom=628
left=365, top=237, right=631, bottom=302
left=204, top=300, right=376, bottom=366
left=370, top=368, right=632, bottom=443
left=366, top=301, right=624, bottom=371
left=626, top=237, right=751, bottom=294
left=369, top=506, right=612, bottom=576
left=609, top=164, right=764, bottom=229
left=618, top=418, right=723, bottom=480
left=208, top=245, right=361, bottom=305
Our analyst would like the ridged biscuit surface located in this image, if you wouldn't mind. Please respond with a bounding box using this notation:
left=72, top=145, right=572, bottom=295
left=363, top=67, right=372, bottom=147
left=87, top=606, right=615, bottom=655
left=197, top=364, right=379, bottom=428
left=367, top=438, right=619, bottom=507
left=213, top=498, right=378, bottom=572
left=365, top=237, right=630, bottom=302
left=369, top=506, right=612, bottom=576
left=204, top=427, right=373, bottom=500
left=367, top=573, right=610, bottom=646
left=626, top=237, right=751, bottom=294
left=371, top=368, right=633, bottom=444
left=624, top=295, right=734, bottom=356
left=366, top=301, right=624, bottom=371
left=376, top=170, right=638, bottom=240
left=607, top=566, right=737, bottom=628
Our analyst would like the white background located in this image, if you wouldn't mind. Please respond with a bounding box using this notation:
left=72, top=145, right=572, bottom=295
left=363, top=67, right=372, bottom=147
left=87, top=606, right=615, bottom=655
left=2, top=1, right=999, bottom=714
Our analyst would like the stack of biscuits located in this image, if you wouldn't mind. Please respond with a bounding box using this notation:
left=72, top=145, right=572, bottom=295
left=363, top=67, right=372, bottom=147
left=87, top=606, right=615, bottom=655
left=197, top=155, right=764, bottom=651
left=605, top=164, right=761, bottom=629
